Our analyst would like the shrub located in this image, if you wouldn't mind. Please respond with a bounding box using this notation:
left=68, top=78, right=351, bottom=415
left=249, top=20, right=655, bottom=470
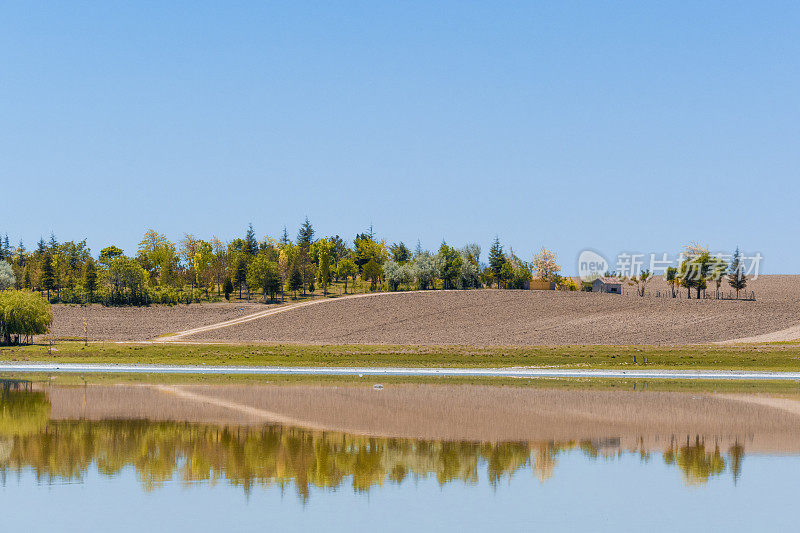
left=412, top=252, right=437, bottom=290
left=0, top=290, right=53, bottom=344
left=384, top=260, right=413, bottom=291
left=0, top=260, right=15, bottom=290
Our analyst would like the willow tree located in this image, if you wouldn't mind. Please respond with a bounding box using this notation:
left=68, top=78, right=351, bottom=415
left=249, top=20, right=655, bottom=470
left=0, top=290, right=52, bottom=345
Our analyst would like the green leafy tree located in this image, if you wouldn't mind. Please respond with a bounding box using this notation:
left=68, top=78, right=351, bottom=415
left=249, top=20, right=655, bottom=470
left=728, top=247, right=747, bottom=298
left=628, top=269, right=651, bottom=297
left=329, top=235, right=349, bottom=275
left=98, top=246, right=123, bottom=267
left=353, top=234, right=388, bottom=271
left=193, top=241, right=215, bottom=296
left=509, top=258, right=532, bottom=289
left=362, top=259, right=382, bottom=291
left=247, top=253, right=281, bottom=303
left=678, top=243, right=712, bottom=299
left=479, top=266, right=495, bottom=288
left=665, top=266, right=678, bottom=298
left=137, top=229, right=177, bottom=285
left=106, top=256, right=150, bottom=305
left=84, top=258, right=97, bottom=302
left=437, top=243, right=462, bottom=290
left=316, top=239, right=332, bottom=295
left=499, top=261, right=514, bottom=289
left=336, top=258, right=357, bottom=293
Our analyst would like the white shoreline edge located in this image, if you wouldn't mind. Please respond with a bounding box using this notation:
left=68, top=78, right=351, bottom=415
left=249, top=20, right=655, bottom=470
left=1, top=362, right=800, bottom=380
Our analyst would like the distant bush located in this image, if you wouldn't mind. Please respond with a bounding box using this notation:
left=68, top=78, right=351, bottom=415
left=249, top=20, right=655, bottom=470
left=559, top=278, right=578, bottom=291
left=384, top=260, right=414, bottom=291
left=0, top=290, right=53, bottom=345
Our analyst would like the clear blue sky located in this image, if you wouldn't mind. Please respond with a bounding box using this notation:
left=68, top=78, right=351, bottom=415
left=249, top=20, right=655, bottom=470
left=2, top=2, right=798, bottom=273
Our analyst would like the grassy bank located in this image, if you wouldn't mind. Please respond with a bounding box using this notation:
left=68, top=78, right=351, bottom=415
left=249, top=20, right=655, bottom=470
left=2, top=341, right=800, bottom=371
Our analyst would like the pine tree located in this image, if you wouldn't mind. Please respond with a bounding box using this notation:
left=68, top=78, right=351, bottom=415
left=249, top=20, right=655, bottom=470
left=0, top=234, right=8, bottom=260
left=728, top=247, right=747, bottom=298
left=296, top=217, right=315, bottom=294
left=245, top=224, right=258, bottom=256
left=288, top=266, right=303, bottom=298
left=488, top=236, right=506, bottom=288
left=297, top=217, right=315, bottom=247
left=48, top=232, right=58, bottom=251
left=41, top=254, right=55, bottom=299
left=281, top=226, right=290, bottom=245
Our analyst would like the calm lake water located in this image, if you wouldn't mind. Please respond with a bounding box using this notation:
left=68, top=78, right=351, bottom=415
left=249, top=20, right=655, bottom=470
left=1, top=381, right=799, bottom=531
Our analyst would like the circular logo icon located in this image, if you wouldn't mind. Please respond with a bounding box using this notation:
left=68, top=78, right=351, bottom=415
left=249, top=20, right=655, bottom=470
left=577, top=250, right=608, bottom=282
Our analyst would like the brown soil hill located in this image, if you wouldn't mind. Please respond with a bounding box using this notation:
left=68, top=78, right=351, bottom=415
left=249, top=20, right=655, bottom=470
left=184, top=275, right=800, bottom=345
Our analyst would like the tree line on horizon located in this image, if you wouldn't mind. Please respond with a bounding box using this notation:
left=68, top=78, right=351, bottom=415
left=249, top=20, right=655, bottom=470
left=623, top=242, right=749, bottom=300
left=0, top=220, right=565, bottom=305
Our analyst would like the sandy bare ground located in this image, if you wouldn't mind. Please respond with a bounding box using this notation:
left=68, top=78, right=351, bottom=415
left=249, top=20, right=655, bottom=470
left=45, top=384, right=800, bottom=453
left=180, top=275, right=800, bottom=345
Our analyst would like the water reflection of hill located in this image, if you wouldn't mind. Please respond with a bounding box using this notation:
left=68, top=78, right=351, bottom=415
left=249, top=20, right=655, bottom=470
left=0, top=384, right=795, bottom=497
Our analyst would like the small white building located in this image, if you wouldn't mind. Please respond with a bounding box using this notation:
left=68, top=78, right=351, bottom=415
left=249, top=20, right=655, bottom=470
left=591, top=277, right=623, bottom=294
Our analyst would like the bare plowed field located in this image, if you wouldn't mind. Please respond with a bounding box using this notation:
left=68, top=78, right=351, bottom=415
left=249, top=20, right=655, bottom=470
left=49, top=302, right=268, bottom=341
left=183, top=275, right=800, bottom=345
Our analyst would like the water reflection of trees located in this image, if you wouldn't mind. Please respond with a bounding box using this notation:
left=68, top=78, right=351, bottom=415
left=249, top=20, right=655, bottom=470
left=0, top=391, right=749, bottom=498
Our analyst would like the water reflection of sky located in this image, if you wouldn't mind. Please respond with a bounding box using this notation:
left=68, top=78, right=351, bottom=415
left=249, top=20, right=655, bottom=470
left=2, top=383, right=799, bottom=531
left=1, top=453, right=798, bottom=532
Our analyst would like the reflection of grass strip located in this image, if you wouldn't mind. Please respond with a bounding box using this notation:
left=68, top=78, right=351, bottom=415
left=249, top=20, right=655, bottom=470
left=3, top=341, right=800, bottom=371
left=5, top=371, right=800, bottom=395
